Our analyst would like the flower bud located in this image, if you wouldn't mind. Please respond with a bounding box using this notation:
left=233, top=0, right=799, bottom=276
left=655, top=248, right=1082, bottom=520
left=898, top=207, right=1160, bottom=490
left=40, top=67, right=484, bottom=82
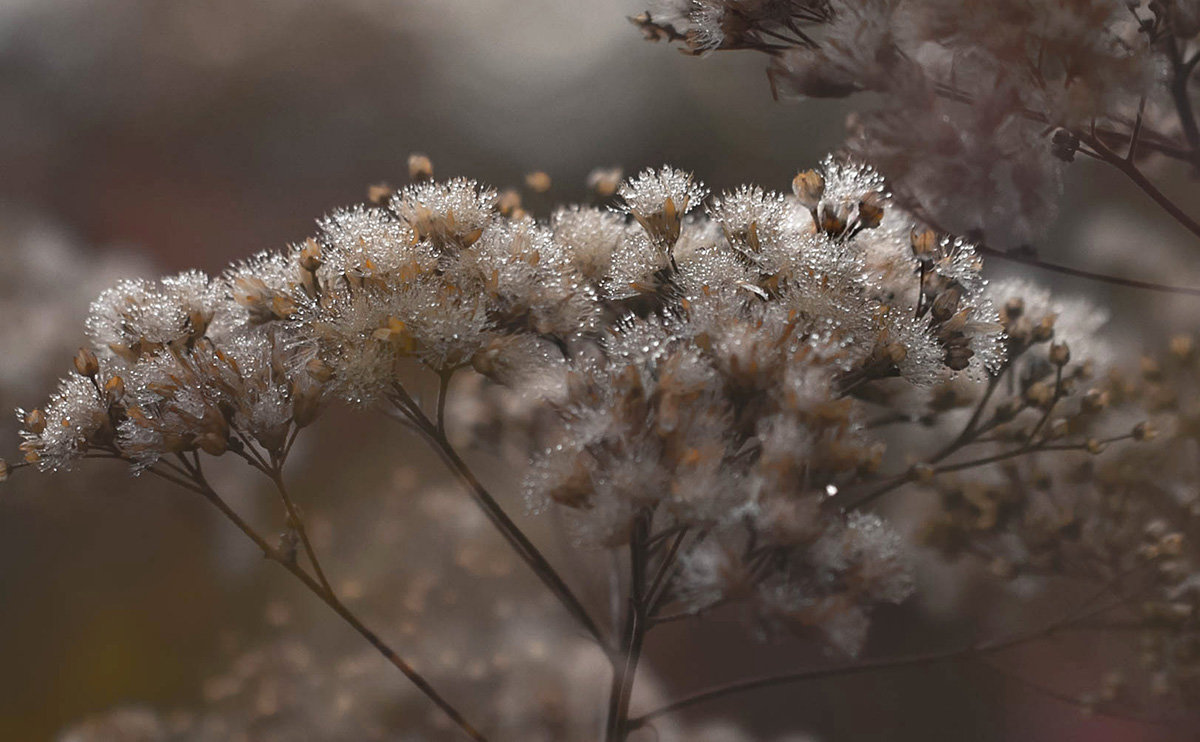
left=104, top=375, right=126, bottom=399
left=819, top=205, right=847, bottom=236
left=1133, top=421, right=1157, bottom=441
left=1081, top=389, right=1108, bottom=413
left=299, top=238, right=323, bottom=273
left=525, top=171, right=552, bottom=193
left=1169, top=334, right=1195, bottom=361
left=1031, top=315, right=1055, bottom=343
left=792, top=169, right=825, bottom=211
left=0, top=458, right=9, bottom=482
left=367, top=183, right=394, bottom=205
left=1049, top=342, right=1070, bottom=367
left=407, top=153, right=434, bottom=181
left=857, top=192, right=884, bottom=229
left=497, top=189, right=523, bottom=217
left=24, top=408, right=46, bottom=435
left=930, top=289, right=961, bottom=322
left=291, top=377, right=323, bottom=429
left=587, top=166, right=623, bottom=199
left=305, top=358, right=334, bottom=384
left=73, top=347, right=100, bottom=378
left=910, top=462, right=936, bottom=483
left=910, top=229, right=937, bottom=263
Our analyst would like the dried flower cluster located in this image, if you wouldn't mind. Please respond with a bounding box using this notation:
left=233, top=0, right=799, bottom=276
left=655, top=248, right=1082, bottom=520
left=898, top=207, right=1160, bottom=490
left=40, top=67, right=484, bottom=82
left=636, top=0, right=1200, bottom=249
left=13, top=140, right=1192, bottom=738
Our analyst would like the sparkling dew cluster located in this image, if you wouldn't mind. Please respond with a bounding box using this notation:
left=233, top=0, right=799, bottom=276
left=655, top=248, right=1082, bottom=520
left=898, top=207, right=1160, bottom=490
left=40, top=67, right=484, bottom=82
left=17, top=156, right=1009, bottom=654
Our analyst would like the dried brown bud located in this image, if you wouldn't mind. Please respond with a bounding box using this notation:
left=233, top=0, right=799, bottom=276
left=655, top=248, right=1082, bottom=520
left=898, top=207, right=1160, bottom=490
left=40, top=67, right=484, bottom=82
left=73, top=347, right=100, bottom=378
left=1048, top=418, right=1069, bottom=439
left=0, top=458, right=9, bottom=483
left=291, top=377, right=323, bottom=429
left=993, top=398, right=1023, bottom=422
left=299, top=239, right=323, bottom=273
left=497, top=189, right=523, bottom=217
left=910, top=462, right=936, bottom=483
left=525, top=171, right=552, bottom=194
left=104, top=375, right=126, bottom=399
left=407, top=153, right=434, bottom=181
left=1031, top=315, right=1056, bottom=343
left=367, top=183, right=394, bottom=205
left=586, top=166, right=623, bottom=199
left=910, top=229, right=937, bottom=263
left=819, top=205, right=847, bottom=236
left=1081, top=389, right=1109, bottom=413
left=1133, top=421, right=1157, bottom=441
left=24, top=408, right=46, bottom=435
left=194, top=408, right=231, bottom=457
left=943, top=344, right=974, bottom=371
left=792, top=169, right=825, bottom=211
left=1141, top=356, right=1162, bottom=381
left=1049, top=342, right=1070, bottom=367
left=1025, top=381, right=1054, bottom=408
left=1170, top=334, right=1195, bottom=361
left=1085, top=438, right=1105, bottom=455
left=930, top=289, right=961, bottom=322
left=857, top=193, right=884, bottom=229
left=305, top=358, right=334, bottom=384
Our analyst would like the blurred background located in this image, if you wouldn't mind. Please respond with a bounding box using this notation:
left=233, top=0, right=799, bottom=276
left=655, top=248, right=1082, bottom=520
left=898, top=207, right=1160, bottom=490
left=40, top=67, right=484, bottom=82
left=1, top=1, right=1198, bottom=740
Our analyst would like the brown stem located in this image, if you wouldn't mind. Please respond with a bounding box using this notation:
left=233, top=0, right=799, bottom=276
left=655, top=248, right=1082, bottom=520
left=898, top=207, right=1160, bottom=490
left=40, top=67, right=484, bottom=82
left=1165, top=34, right=1200, bottom=162
left=146, top=464, right=487, bottom=741
left=386, top=384, right=610, bottom=653
left=1079, top=131, right=1200, bottom=244
left=267, top=461, right=335, bottom=598
left=629, top=583, right=1134, bottom=729
left=973, top=244, right=1200, bottom=297
left=605, top=513, right=650, bottom=742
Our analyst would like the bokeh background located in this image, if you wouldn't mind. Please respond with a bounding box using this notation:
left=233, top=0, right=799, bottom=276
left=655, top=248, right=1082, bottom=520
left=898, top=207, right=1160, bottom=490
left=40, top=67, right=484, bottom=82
left=2, top=1, right=1198, bottom=740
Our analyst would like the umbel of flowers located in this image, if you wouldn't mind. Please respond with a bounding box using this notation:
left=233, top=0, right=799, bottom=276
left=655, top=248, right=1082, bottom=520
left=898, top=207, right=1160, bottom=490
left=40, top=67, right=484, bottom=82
left=8, top=155, right=1180, bottom=739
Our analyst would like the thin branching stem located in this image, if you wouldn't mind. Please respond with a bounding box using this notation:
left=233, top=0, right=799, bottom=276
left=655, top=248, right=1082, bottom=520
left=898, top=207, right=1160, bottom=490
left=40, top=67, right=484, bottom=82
left=265, top=453, right=336, bottom=598
left=386, top=381, right=610, bottom=653
left=144, top=457, right=487, bottom=740
left=629, top=580, right=1139, bottom=729
left=1078, top=131, right=1200, bottom=244
left=605, top=511, right=651, bottom=742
